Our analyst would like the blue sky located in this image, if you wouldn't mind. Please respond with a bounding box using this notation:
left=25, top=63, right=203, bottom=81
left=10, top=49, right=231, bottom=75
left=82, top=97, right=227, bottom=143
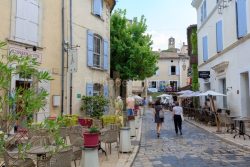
left=114, top=0, right=197, bottom=51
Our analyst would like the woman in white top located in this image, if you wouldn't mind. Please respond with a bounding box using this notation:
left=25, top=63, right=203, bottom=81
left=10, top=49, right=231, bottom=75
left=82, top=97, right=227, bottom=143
left=172, top=102, right=183, bottom=135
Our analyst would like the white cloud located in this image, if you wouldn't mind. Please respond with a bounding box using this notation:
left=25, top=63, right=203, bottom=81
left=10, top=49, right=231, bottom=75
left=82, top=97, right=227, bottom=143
left=147, top=30, right=187, bottom=51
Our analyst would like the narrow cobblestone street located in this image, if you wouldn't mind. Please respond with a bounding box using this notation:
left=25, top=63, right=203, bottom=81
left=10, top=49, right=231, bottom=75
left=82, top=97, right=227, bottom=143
left=132, top=109, right=250, bottom=167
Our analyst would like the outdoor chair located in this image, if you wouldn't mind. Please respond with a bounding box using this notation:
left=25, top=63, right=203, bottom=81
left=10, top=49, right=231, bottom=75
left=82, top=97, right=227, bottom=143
left=218, top=113, right=231, bottom=132
left=3, top=150, right=35, bottom=167
left=59, top=127, right=69, bottom=142
left=50, top=147, right=73, bottom=167
left=69, top=125, right=84, bottom=167
left=100, top=129, right=119, bottom=157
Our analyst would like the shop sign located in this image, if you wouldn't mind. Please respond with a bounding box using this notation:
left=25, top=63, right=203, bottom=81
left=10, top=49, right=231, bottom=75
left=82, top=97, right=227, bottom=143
left=198, top=71, right=210, bottom=79
left=9, top=46, right=42, bottom=63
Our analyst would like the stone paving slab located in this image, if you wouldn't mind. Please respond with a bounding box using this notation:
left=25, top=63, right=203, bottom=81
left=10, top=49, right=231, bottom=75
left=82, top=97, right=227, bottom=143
left=132, top=109, right=250, bottom=167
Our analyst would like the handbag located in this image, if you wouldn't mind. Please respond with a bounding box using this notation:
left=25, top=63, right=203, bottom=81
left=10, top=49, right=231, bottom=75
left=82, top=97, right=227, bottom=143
left=159, top=110, right=164, bottom=118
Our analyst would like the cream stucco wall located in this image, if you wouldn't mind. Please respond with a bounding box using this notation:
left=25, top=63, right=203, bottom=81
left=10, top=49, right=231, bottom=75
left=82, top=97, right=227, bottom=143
left=0, top=0, right=63, bottom=120
left=69, top=0, right=111, bottom=115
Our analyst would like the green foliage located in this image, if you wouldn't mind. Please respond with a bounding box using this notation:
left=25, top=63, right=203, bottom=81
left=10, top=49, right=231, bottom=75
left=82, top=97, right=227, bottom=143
left=88, top=126, right=99, bottom=133
left=80, top=95, right=109, bottom=119
left=0, top=42, right=53, bottom=132
left=110, top=9, right=159, bottom=80
left=0, top=41, right=53, bottom=155
left=191, top=28, right=198, bottom=56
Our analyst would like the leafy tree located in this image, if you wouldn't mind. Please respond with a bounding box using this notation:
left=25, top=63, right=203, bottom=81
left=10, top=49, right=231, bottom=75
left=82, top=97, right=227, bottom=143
left=110, top=9, right=158, bottom=81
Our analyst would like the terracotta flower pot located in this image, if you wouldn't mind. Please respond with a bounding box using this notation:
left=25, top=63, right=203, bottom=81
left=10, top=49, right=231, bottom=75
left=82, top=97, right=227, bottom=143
left=83, top=132, right=99, bottom=148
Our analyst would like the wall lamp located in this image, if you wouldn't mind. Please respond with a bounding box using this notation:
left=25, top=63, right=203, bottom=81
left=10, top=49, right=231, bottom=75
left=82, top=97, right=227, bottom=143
left=226, top=86, right=232, bottom=92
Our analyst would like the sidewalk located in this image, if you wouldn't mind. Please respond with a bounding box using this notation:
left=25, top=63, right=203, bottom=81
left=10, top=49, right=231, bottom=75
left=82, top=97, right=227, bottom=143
left=99, top=115, right=143, bottom=167
left=185, top=118, right=250, bottom=151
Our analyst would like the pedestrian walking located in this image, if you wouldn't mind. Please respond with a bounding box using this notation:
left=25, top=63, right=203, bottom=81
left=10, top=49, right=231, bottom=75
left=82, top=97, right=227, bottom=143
left=172, top=102, right=183, bottom=135
left=154, top=98, right=164, bottom=138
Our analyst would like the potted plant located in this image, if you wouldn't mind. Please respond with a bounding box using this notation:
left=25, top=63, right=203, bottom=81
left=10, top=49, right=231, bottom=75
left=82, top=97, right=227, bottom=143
left=79, top=95, right=109, bottom=128
left=83, top=126, right=100, bottom=148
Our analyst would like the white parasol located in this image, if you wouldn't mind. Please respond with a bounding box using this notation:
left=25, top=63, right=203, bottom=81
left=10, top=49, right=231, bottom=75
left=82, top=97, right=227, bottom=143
left=132, top=95, right=143, bottom=100
left=179, top=91, right=202, bottom=98
left=198, top=90, right=226, bottom=97
left=177, top=90, right=193, bottom=94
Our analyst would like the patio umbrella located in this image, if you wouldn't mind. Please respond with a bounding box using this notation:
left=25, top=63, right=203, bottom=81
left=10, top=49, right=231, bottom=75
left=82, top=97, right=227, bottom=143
left=157, top=94, right=172, bottom=98
left=179, top=91, right=201, bottom=98
left=177, top=90, right=193, bottom=94
left=132, top=95, right=143, bottom=100
left=197, top=90, right=226, bottom=132
left=198, top=90, right=226, bottom=97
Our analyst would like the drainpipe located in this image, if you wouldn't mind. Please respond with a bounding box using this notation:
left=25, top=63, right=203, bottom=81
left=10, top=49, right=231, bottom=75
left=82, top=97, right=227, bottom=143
left=69, top=0, right=73, bottom=115
left=61, top=0, right=65, bottom=115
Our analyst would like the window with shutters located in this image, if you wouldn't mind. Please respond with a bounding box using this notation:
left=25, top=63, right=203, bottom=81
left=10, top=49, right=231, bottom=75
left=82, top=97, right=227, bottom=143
left=171, top=66, right=176, bottom=75
left=93, top=83, right=102, bottom=96
left=200, top=0, right=207, bottom=23
left=14, top=0, right=40, bottom=45
left=236, top=0, right=247, bottom=38
left=87, top=30, right=109, bottom=70
left=216, top=20, right=223, bottom=52
left=92, top=0, right=103, bottom=17
left=202, top=36, right=208, bottom=62
left=93, top=35, right=102, bottom=68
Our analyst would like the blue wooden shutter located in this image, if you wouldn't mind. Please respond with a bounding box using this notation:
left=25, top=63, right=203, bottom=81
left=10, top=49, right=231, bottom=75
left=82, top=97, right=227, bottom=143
left=86, top=83, right=93, bottom=96
left=168, top=66, right=171, bottom=75
left=103, top=39, right=108, bottom=70
left=203, top=0, right=207, bottom=19
left=87, top=30, right=93, bottom=67
left=200, top=3, right=204, bottom=22
left=216, top=20, right=223, bottom=52
left=236, top=0, right=247, bottom=38
left=176, top=66, right=180, bottom=75
left=103, top=84, right=108, bottom=97
left=93, top=0, right=102, bottom=16
left=202, top=36, right=208, bottom=62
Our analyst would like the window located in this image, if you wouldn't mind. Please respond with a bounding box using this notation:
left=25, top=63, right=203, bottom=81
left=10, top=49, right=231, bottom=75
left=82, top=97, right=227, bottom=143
left=149, top=81, right=157, bottom=88
left=216, top=20, right=223, bottom=52
left=171, top=66, right=176, bottom=75
left=200, top=0, right=207, bottom=23
left=236, top=0, right=247, bottom=38
left=93, top=35, right=102, bottom=67
left=15, top=0, right=40, bottom=45
left=93, top=83, right=102, bottom=96
left=87, top=30, right=108, bottom=70
left=86, top=83, right=108, bottom=97
left=202, top=36, right=208, bottom=62
left=92, top=0, right=103, bottom=17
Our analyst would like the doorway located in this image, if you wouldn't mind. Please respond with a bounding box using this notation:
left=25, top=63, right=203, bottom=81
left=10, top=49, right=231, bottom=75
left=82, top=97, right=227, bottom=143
left=218, top=78, right=227, bottom=108
left=240, top=72, right=250, bottom=116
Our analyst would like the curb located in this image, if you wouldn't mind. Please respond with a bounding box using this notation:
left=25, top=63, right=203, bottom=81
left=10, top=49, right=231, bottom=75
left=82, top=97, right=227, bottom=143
left=185, top=118, right=250, bottom=152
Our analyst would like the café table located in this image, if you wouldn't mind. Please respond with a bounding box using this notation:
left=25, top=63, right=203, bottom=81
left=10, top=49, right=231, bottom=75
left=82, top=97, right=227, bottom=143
left=233, top=117, right=250, bottom=140
left=26, top=145, right=56, bottom=167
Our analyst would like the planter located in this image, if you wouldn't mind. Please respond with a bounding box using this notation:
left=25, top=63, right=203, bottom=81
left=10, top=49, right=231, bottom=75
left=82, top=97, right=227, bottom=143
left=78, top=118, right=93, bottom=128
left=81, top=147, right=99, bottom=167
left=119, top=127, right=131, bottom=152
left=83, top=132, right=99, bottom=148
